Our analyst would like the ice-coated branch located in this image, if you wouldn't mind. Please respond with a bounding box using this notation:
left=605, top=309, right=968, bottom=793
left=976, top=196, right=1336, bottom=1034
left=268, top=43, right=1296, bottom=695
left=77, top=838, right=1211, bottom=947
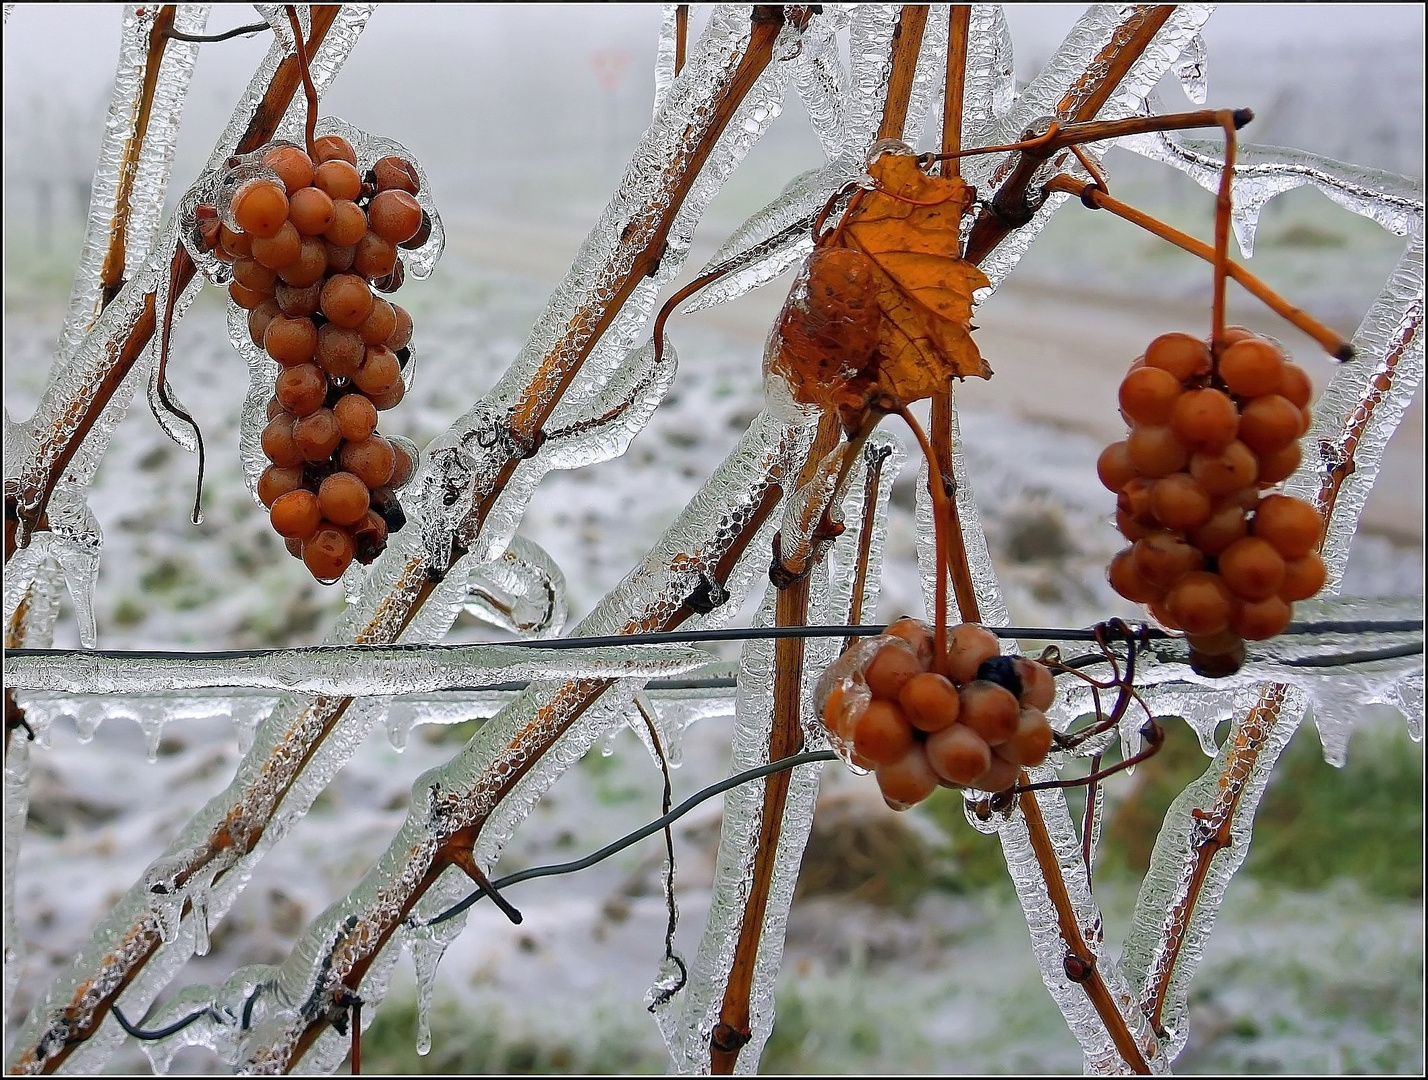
left=3, top=6, right=354, bottom=555
left=4, top=642, right=714, bottom=697
left=1122, top=206, right=1425, bottom=1060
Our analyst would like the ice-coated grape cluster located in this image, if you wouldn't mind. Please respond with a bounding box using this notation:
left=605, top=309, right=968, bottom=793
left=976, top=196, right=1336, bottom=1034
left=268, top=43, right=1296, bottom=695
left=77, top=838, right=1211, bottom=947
left=1098, top=329, right=1327, bottom=676
left=815, top=618, right=1056, bottom=809
left=195, top=134, right=427, bottom=582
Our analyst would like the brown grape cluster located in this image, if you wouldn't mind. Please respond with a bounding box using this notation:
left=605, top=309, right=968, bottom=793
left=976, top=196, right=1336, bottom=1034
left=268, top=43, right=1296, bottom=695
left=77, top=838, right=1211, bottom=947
left=197, top=135, right=428, bottom=583
left=816, top=618, right=1057, bottom=810
left=1097, top=329, right=1327, bottom=676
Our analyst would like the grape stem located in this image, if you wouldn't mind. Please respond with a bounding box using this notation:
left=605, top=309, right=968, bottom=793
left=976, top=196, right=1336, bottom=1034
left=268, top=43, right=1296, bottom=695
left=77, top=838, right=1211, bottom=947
left=284, top=6, right=319, bottom=159
left=893, top=403, right=954, bottom=675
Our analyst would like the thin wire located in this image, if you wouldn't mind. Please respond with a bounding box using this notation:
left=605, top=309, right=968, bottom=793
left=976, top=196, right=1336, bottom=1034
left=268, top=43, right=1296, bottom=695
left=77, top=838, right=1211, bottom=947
left=164, top=21, right=271, bottom=43
left=110, top=1003, right=210, bottom=1041
left=12, top=617, right=1416, bottom=664
left=420, top=750, right=837, bottom=929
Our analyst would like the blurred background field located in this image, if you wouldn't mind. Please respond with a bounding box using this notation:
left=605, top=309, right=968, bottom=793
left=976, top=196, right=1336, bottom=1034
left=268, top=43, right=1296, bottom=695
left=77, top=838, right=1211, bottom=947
left=3, top=5, right=1423, bottom=1074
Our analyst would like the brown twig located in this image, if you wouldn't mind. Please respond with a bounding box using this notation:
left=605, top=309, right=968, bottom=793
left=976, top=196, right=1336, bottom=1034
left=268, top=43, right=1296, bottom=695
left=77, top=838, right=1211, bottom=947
left=674, top=5, right=689, bottom=76
left=100, top=5, right=176, bottom=307
left=5, top=6, right=343, bottom=559
left=284, top=6, right=319, bottom=159
left=1043, top=174, right=1354, bottom=359
left=842, top=441, right=892, bottom=650
left=940, top=5, right=969, bottom=180
left=876, top=6, right=930, bottom=142
left=1210, top=114, right=1237, bottom=359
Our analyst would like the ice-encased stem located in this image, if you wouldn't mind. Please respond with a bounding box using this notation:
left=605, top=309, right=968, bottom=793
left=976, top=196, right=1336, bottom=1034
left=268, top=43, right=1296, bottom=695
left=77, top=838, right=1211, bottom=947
left=5, top=643, right=714, bottom=697
left=228, top=412, right=810, bottom=1073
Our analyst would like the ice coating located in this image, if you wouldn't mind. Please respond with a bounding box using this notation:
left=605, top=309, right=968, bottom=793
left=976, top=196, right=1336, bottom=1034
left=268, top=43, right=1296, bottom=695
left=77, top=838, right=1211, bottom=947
left=1173, top=30, right=1208, bottom=104
left=790, top=14, right=849, bottom=161
left=824, top=431, right=904, bottom=630
left=417, top=8, right=807, bottom=571
left=652, top=4, right=679, bottom=119
left=460, top=535, right=569, bottom=637
left=57, top=6, right=209, bottom=365
left=6, top=642, right=714, bottom=696
left=222, top=413, right=809, bottom=1072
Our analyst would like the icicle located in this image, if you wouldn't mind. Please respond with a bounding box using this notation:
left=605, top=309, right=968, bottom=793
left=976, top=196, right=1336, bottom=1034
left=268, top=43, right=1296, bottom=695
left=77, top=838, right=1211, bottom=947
left=1388, top=672, right=1424, bottom=740
left=1173, top=31, right=1208, bottom=104
left=597, top=726, right=620, bottom=758
left=3, top=733, right=34, bottom=1019
left=191, top=887, right=211, bottom=957
left=791, top=14, right=849, bottom=161
left=407, top=929, right=450, bottom=1057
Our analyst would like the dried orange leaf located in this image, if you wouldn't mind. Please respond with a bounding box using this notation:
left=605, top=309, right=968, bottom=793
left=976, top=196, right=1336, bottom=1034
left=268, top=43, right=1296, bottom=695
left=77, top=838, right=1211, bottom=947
left=840, top=152, right=993, bottom=401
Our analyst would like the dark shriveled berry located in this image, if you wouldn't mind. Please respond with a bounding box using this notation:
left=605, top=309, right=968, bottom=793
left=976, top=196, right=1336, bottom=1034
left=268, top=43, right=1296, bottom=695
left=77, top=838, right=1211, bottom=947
left=975, top=655, right=1023, bottom=698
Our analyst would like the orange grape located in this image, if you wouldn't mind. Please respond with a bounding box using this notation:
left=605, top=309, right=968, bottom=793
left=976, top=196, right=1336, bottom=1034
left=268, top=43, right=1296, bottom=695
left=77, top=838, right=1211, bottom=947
left=1108, top=546, right=1163, bottom=603
left=358, top=297, right=398, bottom=346
left=292, top=408, right=342, bottom=462
left=261, top=413, right=304, bottom=468
left=228, top=281, right=272, bottom=310
left=958, top=680, right=1019, bottom=746
left=288, top=186, right=335, bottom=236
left=366, top=380, right=406, bottom=411
left=1097, top=440, right=1136, bottom=494
left=1165, top=571, right=1236, bottom=635
left=333, top=393, right=378, bottom=442
left=971, top=754, right=1022, bottom=794
left=316, top=324, right=366, bottom=379
left=250, top=220, right=302, bottom=270
left=312, top=134, right=357, bottom=165
left=1147, top=599, right=1182, bottom=631
left=257, top=464, right=304, bottom=507
left=314, top=159, right=361, bottom=201
left=367, top=190, right=424, bottom=245
left=264, top=314, right=319, bottom=367
left=1150, top=472, right=1212, bottom=531
left=277, top=237, right=328, bottom=287
left=1255, top=441, right=1302, bottom=486
left=324, top=241, right=357, bottom=274
left=854, top=700, right=915, bottom=765
left=883, top=617, right=935, bottom=668
left=998, top=707, right=1054, bottom=767
left=275, top=363, right=327, bottom=417
left=875, top=745, right=940, bottom=810
left=821, top=684, right=859, bottom=744
left=1280, top=552, right=1327, bottom=601
left=1118, top=476, right=1156, bottom=520
left=864, top=640, right=923, bottom=700
left=1253, top=494, right=1323, bottom=559
left=353, top=233, right=398, bottom=280
left=1231, top=595, right=1293, bottom=640
left=898, top=672, right=960, bottom=733
left=263, top=145, right=315, bottom=194
left=354, top=346, right=403, bottom=396
left=1190, top=498, right=1250, bottom=556
left=1218, top=536, right=1286, bottom=601
left=1188, top=637, right=1246, bottom=678
left=945, top=623, right=1000, bottom=686
left=276, top=281, right=322, bottom=318
left=219, top=224, right=252, bottom=259
left=318, top=471, right=370, bottom=526
left=1279, top=362, right=1314, bottom=408
left=1237, top=394, right=1301, bottom=454
left=303, top=525, right=354, bottom=582
left=389, top=440, right=416, bottom=488
left=339, top=435, right=396, bottom=489
left=386, top=304, right=413, bottom=351
left=231, top=178, right=288, bottom=238
left=269, top=489, right=322, bottom=540
left=1170, top=388, right=1238, bottom=452
left=1012, top=658, right=1056, bottom=711
left=1132, top=532, right=1204, bottom=591
left=1190, top=440, right=1259, bottom=496
left=1115, top=505, right=1155, bottom=542
left=1217, top=338, right=1284, bottom=398
left=1144, top=332, right=1212, bottom=381
left=373, top=156, right=420, bottom=195
left=1119, top=366, right=1183, bottom=425
left=1126, top=425, right=1189, bottom=477
left=232, top=256, right=277, bottom=293
left=326, top=199, right=368, bottom=246
left=320, top=274, right=375, bottom=328
left=925, top=725, right=992, bottom=786
left=248, top=299, right=281, bottom=348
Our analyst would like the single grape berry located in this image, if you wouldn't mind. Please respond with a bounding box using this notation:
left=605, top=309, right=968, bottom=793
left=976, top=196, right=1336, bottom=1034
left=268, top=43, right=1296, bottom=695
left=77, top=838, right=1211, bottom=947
left=854, top=700, right=915, bottom=766
left=275, top=281, right=322, bottom=318
left=1231, top=595, right=1293, bottom=640
left=261, top=412, right=304, bottom=468
left=1255, top=441, right=1303, bottom=485
left=366, top=381, right=406, bottom=411
left=333, top=394, right=378, bottom=442
left=1189, top=441, right=1258, bottom=497
left=974, top=655, right=1022, bottom=698
left=339, top=435, right=396, bottom=488
left=324, top=241, right=357, bottom=274
left=1126, top=424, right=1190, bottom=478
left=318, top=471, right=371, bottom=526
left=314, top=159, right=362, bottom=201
left=898, top=672, right=960, bottom=733
left=228, top=280, right=273, bottom=310
left=874, top=745, right=940, bottom=810
left=264, top=314, right=319, bottom=367
left=288, top=186, right=336, bottom=236
left=1190, top=499, right=1250, bottom=557
left=257, top=464, right=305, bottom=507
left=925, top=725, right=992, bottom=786
left=1108, top=546, right=1163, bottom=603
left=386, top=304, right=413, bottom=351
left=367, top=190, right=424, bottom=245
left=269, top=489, right=322, bottom=540
left=219, top=224, right=252, bottom=260
left=263, top=145, right=315, bottom=194
left=864, top=639, right=924, bottom=700
left=372, top=156, right=420, bottom=194
left=1237, top=394, right=1302, bottom=454
left=959, top=681, right=1020, bottom=747
left=326, top=199, right=368, bottom=246
left=231, top=178, right=288, bottom=238
left=1012, top=658, right=1056, bottom=711
left=354, top=345, right=402, bottom=396
left=358, top=297, right=398, bottom=347
left=971, top=754, right=1022, bottom=795
left=316, top=324, right=366, bottom=379
left=1278, top=363, right=1314, bottom=409
left=353, top=233, right=398, bottom=280
left=1164, top=571, right=1236, bottom=636
left=1218, top=536, right=1287, bottom=602
left=277, top=236, right=328, bottom=288
left=1119, top=366, right=1183, bottom=425
left=275, top=364, right=328, bottom=417
left=1217, top=337, right=1284, bottom=398
left=352, top=509, right=390, bottom=565
left=1097, top=441, right=1136, bottom=494
left=312, top=133, right=358, bottom=165
left=1144, top=332, right=1211, bottom=381
left=1150, top=472, right=1213, bottom=531
left=1170, top=388, right=1239, bottom=452
left=945, top=623, right=1000, bottom=686
left=998, top=707, right=1054, bottom=767
left=1280, top=552, right=1327, bottom=602
left=292, top=408, right=342, bottom=462
left=1132, top=532, right=1204, bottom=591
left=250, top=220, right=302, bottom=270
left=320, top=274, right=375, bottom=328
left=1252, top=494, right=1323, bottom=559
left=303, top=525, right=355, bottom=582
left=232, top=257, right=278, bottom=293
left=249, top=300, right=281, bottom=348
